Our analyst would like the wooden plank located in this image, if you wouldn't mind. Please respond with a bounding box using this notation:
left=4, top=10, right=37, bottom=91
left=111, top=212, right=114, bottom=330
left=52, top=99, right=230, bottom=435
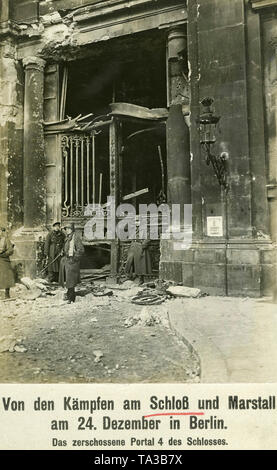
left=122, top=187, right=149, bottom=201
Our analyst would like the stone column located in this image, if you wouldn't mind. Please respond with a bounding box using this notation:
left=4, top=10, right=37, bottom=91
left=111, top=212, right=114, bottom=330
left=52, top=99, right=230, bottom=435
left=0, top=17, right=23, bottom=230
left=166, top=27, right=191, bottom=208
left=22, top=56, right=46, bottom=228
left=268, top=38, right=277, bottom=299
left=160, top=26, right=191, bottom=284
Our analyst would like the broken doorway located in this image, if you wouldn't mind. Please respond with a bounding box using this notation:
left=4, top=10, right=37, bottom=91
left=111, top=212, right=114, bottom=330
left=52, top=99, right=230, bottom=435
left=60, top=30, right=168, bottom=275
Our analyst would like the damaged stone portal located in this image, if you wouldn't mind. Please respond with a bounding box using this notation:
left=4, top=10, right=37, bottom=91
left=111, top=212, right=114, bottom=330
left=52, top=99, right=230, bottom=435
left=0, top=0, right=276, bottom=298
left=46, top=32, right=168, bottom=278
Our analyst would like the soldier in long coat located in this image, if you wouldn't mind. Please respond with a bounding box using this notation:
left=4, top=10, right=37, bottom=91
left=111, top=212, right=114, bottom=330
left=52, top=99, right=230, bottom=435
left=59, top=223, right=84, bottom=303
left=125, top=225, right=152, bottom=285
left=0, top=227, right=15, bottom=299
left=44, top=222, right=65, bottom=282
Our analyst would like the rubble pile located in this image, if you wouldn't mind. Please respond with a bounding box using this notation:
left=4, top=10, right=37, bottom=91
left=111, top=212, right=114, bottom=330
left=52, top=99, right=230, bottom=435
left=0, top=335, right=28, bottom=353
left=166, top=285, right=202, bottom=298
left=0, top=273, right=201, bottom=383
left=124, top=305, right=169, bottom=329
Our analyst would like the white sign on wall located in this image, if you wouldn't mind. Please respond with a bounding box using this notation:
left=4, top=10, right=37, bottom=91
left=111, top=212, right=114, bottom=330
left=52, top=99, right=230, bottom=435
left=207, top=216, right=223, bottom=237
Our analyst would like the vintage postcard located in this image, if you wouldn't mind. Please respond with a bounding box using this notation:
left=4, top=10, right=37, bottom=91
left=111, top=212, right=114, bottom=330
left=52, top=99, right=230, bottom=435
left=0, top=0, right=276, bottom=451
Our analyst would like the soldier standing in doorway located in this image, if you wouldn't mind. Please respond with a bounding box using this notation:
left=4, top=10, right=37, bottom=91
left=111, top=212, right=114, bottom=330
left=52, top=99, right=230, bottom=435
left=0, top=227, right=15, bottom=299
left=59, top=223, right=85, bottom=303
left=44, top=222, right=65, bottom=283
left=125, top=223, right=152, bottom=285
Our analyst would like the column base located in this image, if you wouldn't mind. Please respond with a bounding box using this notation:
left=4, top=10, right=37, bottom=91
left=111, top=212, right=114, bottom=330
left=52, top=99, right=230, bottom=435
left=11, top=226, right=48, bottom=279
left=159, top=239, right=275, bottom=297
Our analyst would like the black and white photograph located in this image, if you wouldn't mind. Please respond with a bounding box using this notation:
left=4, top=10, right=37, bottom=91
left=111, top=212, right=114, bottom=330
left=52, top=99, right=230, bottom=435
left=0, top=0, right=277, bottom=451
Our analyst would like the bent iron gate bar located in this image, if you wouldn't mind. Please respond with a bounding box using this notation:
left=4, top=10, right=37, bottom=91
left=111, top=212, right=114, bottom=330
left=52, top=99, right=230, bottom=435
left=61, top=133, right=97, bottom=218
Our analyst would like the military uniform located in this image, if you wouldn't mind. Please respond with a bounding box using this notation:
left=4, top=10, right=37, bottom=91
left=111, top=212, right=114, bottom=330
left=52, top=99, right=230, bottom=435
left=59, top=225, right=84, bottom=303
left=125, top=239, right=152, bottom=283
left=44, top=225, right=65, bottom=282
left=0, top=229, right=15, bottom=299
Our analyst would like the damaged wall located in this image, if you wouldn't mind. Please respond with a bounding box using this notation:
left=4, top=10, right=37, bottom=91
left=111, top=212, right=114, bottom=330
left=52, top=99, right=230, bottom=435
left=188, top=0, right=269, bottom=240
left=160, top=0, right=273, bottom=296
left=1, top=0, right=275, bottom=295
left=0, top=35, right=24, bottom=229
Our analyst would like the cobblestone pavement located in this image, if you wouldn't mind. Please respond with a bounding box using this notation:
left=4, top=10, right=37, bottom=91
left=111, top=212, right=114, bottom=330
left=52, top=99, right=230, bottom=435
left=0, top=282, right=200, bottom=383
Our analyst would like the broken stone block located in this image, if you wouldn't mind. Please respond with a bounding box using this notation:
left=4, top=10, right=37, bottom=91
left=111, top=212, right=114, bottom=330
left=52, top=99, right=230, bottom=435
left=166, top=286, right=201, bottom=298
left=34, top=281, right=48, bottom=291
left=124, top=317, right=138, bottom=328
left=93, top=350, right=104, bottom=363
left=138, top=307, right=156, bottom=326
left=0, top=335, right=17, bottom=353
left=35, top=278, right=49, bottom=285
left=20, top=277, right=36, bottom=289
left=14, top=345, right=28, bottom=353
left=22, top=287, right=42, bottom=300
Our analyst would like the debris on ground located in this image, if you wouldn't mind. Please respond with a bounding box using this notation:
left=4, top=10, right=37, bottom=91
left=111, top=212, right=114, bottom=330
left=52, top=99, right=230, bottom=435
left=93, top=350, right=104, bottom=363
left=131, top=289, right=167, bottom=305
left=22, top=287, right=42, bottom=300
left=13, top=345, right=28, bottom=353
left=20, top=277, right=35, bottom=290
left=91, top=286, right=113, bottom=297
left=0, top=275, right=200, bottom=383
left=81, top=265, right=110, bottom=281
left=0, top=335, right=28, bottom=353
left=0, top=335, right=17, bottom=353
left=166, top=286, right=202, bottom=298
left=114, top=286, right=142, bottom=300
left=124, top=305, right=169, bottom=328
left=84, top=294, right=110, bottom=306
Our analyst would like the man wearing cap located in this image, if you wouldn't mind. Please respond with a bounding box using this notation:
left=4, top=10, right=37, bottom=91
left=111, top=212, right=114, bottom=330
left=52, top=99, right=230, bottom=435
left=44, top=222, right=65, bottom=283
left=0, top=227, right=15, bottom=299
left=59, top=223, right=84, bottom=303
left=125, top=223, right=152, bottom=285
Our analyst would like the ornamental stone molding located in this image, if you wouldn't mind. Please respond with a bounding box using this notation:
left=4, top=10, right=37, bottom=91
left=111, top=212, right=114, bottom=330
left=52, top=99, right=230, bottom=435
left=250, top=0, right=277, bottom=9
left=22, top=56, right=46, bottom=71
left=0, top=20, right=21, bottom=40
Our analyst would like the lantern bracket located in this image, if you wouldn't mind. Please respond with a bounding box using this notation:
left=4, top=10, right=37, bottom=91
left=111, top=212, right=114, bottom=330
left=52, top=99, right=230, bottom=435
left=197, top=97, right=229, bottom=190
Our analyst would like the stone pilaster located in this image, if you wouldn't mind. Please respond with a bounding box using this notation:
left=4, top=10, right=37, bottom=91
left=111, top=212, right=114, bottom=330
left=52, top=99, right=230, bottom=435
left=0, top=21, right=23, bottom=230
left=22, top=56, right=46, bottom=228
left=160, top=26, right=191, bottom=284
left=166, top=27, right=191, bottom=208
left=268, top=38, right=277, bottom=243
left=11, top=56, right=47, bottom=278
left=267, top=37, right=277, bottom=299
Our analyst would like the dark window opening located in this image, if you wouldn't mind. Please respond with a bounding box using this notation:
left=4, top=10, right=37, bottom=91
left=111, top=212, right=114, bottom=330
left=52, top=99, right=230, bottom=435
left=62, top=30, right=167, bottom=214
left=80, top=245, right=110, bottom=270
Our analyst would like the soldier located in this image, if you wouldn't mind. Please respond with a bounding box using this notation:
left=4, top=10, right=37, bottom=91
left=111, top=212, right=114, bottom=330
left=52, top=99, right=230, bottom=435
left=125, top=224, right=152, bottom=285
left=59, top=223, right=85, bottom=303
left=44, top=222, right=65, bottom=283
left=0, top=227, right=15, bottom=299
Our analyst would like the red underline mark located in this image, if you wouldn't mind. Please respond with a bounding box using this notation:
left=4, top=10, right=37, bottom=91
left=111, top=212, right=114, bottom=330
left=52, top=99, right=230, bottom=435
left=143, top=412, right=205, bottom=418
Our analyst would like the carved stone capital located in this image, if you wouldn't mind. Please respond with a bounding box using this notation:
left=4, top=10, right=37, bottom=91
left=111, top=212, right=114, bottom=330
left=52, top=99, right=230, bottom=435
left=22, top=56, right=46, bottom=72
left=167, top=26, right=187, bottom=60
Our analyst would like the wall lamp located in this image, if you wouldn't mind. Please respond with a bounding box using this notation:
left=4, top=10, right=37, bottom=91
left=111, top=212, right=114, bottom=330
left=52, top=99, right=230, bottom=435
left=197, top=97, right=228, bottom=190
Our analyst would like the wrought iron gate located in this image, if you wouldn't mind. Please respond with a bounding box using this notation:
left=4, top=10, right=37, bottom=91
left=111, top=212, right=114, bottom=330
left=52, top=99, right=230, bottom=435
left=61, top=133, right=97, bottom=218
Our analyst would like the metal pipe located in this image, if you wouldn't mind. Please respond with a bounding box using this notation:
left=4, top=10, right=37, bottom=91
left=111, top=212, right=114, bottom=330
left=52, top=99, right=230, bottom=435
left=60, top=65, right=68, bottom=121
left=81, top=137, right=84, bottom=211
left=92, top=132, right=95, bottom=204
left=86, top=136, right=90, bottom=204
left=76, top=138, right=79, bottom=211
left=99, top=172, right=103, bottom=205
left=70, top=136, right=73, bottom=216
